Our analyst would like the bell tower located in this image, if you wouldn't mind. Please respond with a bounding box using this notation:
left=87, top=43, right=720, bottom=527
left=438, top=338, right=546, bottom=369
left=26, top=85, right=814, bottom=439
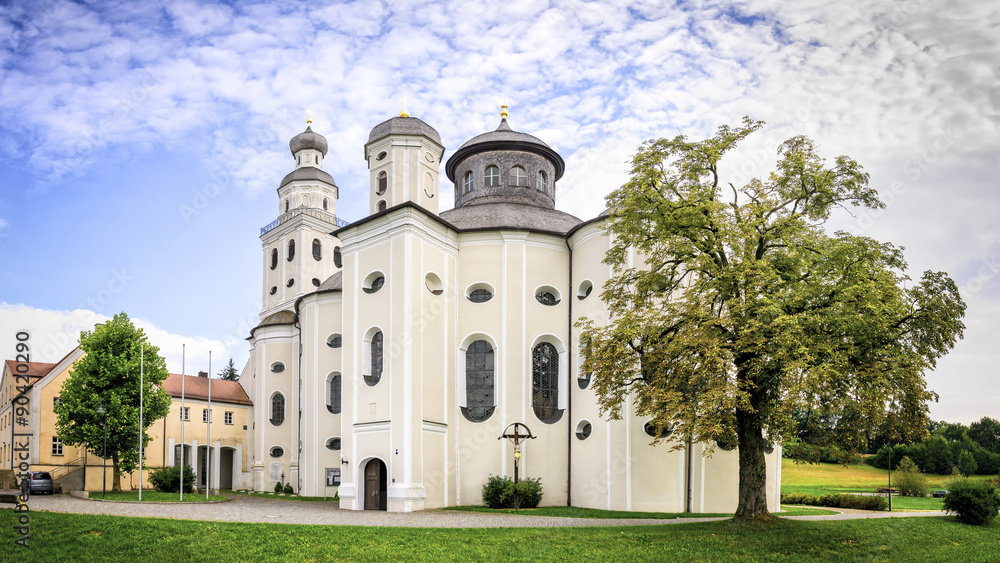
left=259, top=117, right=344, bottom=317
left=363, top=107, right=445, bottom=215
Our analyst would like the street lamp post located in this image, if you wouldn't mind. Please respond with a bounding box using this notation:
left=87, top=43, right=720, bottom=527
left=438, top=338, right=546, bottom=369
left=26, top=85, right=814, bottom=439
left=97, top=402, right=108, bottom=499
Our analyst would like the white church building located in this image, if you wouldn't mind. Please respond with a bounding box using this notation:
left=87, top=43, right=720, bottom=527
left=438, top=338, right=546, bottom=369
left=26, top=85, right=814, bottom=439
left=239, top=107, right=782, bottom=512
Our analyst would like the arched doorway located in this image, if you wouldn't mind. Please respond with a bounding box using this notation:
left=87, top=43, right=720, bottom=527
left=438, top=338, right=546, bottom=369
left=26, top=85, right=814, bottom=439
left=364, top=459, right=387, bottom=510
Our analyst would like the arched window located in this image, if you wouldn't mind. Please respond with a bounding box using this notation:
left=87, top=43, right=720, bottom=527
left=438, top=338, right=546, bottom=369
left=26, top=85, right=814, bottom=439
left=312, top=239, right=322, bottom=261
left=327, top=374, right=342, bottom=414
left=270, top=248, right=277, bottom=270
left=270, top=393, right=285, bottom=426
left=364, top=331, right=383, bottom=386
left=376, top=171, right=387, bottom=195
left=463, top=171, right=474, bottom=193
left=463, top=340, right=495, bottom=422
left=284, top=199, right=289, bottom=213
left=537, top=170, right=548, bottom=191
left=532, top=342, right=561, bottom=423
left=333, top=246, right=342, bottom=268
left=510, top=166, right=528, bottom=187
left=485, top=165, right=500, bottom=187
left=323, top=198, right=329, bottom=211
left=287, top=240, right=295, bottom=261
left=377, top=200, right=387, bottom=212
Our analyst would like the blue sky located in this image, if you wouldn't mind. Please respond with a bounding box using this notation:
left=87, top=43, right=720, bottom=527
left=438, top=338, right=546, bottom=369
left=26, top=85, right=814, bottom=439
left=1, top=0, right=997, bottom=424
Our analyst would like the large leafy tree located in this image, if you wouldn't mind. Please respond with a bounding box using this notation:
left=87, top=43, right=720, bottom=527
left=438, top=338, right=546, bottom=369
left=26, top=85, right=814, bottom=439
left=54, top=312, right=172, bottom=491
left=579, top=118, right=966, bottom=520
left=968, top=417, right=1000, bottom=454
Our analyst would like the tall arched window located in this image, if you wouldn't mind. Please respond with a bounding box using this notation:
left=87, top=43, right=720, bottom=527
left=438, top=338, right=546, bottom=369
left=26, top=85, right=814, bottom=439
left=376, top=171, right=387, bottom=195
left=312, top=239, right=322, bottom=261
left=377, top=200, right=387, bottom=212
left=463, top=340, right=495, bottom=422
left=532, top=342, right=561, bottom=423
left=327, top=374, right=341, bottom=414
left=287, top=239, right=295, bottom=261
left=537, top=170, right=548, bottom=191
left=323, top=198, right=329, bottom=211
left=485, top=165, right=500, bottom=187
left=510, top=166, right=527, bottom=187
left=270, top=248, right=278, bottom=270
left=463, top=171, right=474, bottom=193
left=333, top=246, right=342, bottom=268
left=364, top=331, right=383, bottom=386
left=270, top=393, right=285, bottom=426
left=284, top=199, right=289, bottom=213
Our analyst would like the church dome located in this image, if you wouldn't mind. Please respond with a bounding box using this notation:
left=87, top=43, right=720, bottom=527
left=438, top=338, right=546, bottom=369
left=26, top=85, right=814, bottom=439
left=289, top=126, right=329, bottom=157
left=367, top=116, right=442, bottom=147
left=445, top=116, right=565, bottom=184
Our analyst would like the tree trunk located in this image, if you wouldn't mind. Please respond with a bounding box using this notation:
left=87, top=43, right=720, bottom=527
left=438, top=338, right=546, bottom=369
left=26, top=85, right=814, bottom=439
left=734, top=406, right=771, bottom=520
left=112, top=452, right=122, bottom=492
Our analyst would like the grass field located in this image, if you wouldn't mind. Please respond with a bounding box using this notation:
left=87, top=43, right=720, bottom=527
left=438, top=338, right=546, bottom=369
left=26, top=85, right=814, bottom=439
left=1, top=510, right=997, bottom=562
left=443, top=505, right=838, bottom=518
left=780, top=458, right=997, bottom=511
left=93, top=491, right=227, bottom=503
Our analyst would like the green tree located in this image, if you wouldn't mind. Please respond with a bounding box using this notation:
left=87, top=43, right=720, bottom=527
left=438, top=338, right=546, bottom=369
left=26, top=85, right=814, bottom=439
left=893, top=456, right=928, bottom=497
left=54, top=313, right=172, bottom=491
left=579, top=118, right=966, bottom=520
left=217, top=358, right=239, bottom=381
left=968, top=417, right=1000, bottom=454
left=957, top=450, right=978, bottom=476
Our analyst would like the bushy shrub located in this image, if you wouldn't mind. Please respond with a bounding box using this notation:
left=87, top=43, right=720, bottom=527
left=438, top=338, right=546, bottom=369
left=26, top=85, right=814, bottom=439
left=482, top=475, right=544, bottom=509
left=274, top=481, right=283, bottom=493
left=894, top=456, right=929, bottom=497
left=781, top=492, right=887, bottom=511
left=283, top=483, right=294, bottom=494
left=943, top=479, right=1000, bottom=525
left=148, top=465, right=195, bottom=493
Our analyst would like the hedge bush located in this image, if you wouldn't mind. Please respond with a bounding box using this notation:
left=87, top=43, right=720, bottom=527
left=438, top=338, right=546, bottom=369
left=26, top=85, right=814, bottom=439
left=283, top=483, right=294, bottom=494
left=274, top=481, right=283, bottom=494
left=482, top=475, right=543, bottom=509
left=943, top=479, right=1000, bottom=525
left=781, top=492, right=887, bottom=511
left=148, top=465, right=195, bottom=493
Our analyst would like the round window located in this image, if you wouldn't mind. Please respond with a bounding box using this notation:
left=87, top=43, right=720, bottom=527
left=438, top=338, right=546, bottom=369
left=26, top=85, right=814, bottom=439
left=576, top=420, right=592, bottom=440
left=269, top=446, right=284, bottom=458
left=326, top=438, right=341, bottom=450
left=643, top=421, right=673, bottom=439
left=312, top=278, right=321, bottom=287
left=271, top=362, right=285, bottom=373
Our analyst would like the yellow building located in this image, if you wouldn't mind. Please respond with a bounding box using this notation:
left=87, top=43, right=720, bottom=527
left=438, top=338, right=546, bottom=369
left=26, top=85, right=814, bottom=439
left=1, top=349, right=252, bottom=492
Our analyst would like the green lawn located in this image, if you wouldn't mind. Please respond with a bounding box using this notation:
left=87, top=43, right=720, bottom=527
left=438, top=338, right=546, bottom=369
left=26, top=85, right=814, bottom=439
left=92, top=491, right=227, bottom=503
left=1, top=511, right=997, bottom=562
left=443, top=505, right=837, bottom=518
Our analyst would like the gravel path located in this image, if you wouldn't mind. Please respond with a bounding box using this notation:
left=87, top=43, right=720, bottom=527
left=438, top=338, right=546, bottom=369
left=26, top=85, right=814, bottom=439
left=12, top=494, right=947, bottom=528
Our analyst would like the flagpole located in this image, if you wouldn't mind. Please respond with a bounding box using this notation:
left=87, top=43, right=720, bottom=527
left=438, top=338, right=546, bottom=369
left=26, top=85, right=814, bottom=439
left=207, top=351, right=212, bottom=500
left=139, top=342, right=143, bottom=501
left=180, top=344, right=185, bottom=501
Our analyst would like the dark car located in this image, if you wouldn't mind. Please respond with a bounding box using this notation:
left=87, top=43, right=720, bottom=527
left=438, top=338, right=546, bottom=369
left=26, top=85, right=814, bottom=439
left=27, top=471, right=54, bottom=495
left=931, top=490, right=948, bottom=498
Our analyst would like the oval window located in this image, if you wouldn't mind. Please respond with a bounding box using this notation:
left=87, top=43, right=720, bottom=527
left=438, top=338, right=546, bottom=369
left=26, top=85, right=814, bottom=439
left=535, top=286, right=561, bottom=306
left=286, top=278, right=295, bottom=288
left=327, top=334, right=342, bottom=348
left=466, top=283, right=495, bottom=303
left=312, top=278, right=321, bottom=287
left=376, top=151, right=387, bottom=161
left=576, top=420, right=592, bottom=440
left=577, top=280, right=593, bottom=300
left=643, top=421, right=673, bottom=439
left=716, top=438, right=738, bottom=451
left=326, top=437, right=341, bottom=450
left=425, top=272, right=443, bottom=295
left=269, top=446, right=284, bottom=458
left=363, top=272, right=385, bottom=294
left=271, top=362, right=285, bottom=373
left=269, top=286, right=277, bottom=295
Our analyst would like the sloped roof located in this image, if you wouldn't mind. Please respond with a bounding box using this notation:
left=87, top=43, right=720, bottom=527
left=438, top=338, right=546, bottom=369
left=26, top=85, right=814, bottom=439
left=367, top=115, right=442, bottom=147
left=3, top=360, right=56, bottom=380
left=318, top=270, right=343, bottom=291
left=440, top=200, right=583, bottom=235
left=162, top=373, right=252, bottom=406
left=278, top=167, right=337, bottom=190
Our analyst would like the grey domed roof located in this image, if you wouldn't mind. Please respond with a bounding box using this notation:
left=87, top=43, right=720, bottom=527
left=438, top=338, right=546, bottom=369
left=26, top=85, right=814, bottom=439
left=445, top=118, right=565, bottom=182
left=317, top=271, right=343, bottom=292
left=279, top=167, right=337, bottom=189
left=439, top=200, right=582, bottom=235
left=289, top=126, right=328, bottom=156
left=367, top=116, right=442, bottom=147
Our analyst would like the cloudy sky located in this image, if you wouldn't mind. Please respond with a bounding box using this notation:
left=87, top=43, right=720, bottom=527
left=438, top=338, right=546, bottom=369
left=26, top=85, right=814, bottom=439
left=0, top=0, right=996, bottom=424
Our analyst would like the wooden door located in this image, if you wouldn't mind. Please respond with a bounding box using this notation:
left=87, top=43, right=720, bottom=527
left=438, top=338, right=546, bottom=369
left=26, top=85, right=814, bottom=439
left=364, top=460, right=380, bottom=510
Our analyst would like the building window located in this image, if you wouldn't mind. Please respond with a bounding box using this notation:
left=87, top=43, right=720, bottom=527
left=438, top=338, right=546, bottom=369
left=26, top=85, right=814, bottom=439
left=270, top=393, right=285, bottom=426
left=376, top=171, right=387, bottom=195
left=644, top=421, right=674, bottom=439
left=578, top=337, right=593, bottom=389
left=463, top=171, right=474, bottom=193
left=270, top=248, right=278, bottom=270
left=364, top=330, right=383, bottom=386
left=270, top=446, right=283, bottom=458
left=225, top=411, right=233, bottom=425
left=716, top=438, right=737, bottom=451
left=468, top=288, right=493, bottom=303
left=537, top=170, right=548, bottom=191
left=323, top=198, right=329, bottom=211
left=326, top=437, right=341, bottom=450
left=286, top=278, right=295, bottom=288
left=532, top=342, right=561, bottom=423
left=180, top=407, right=190, bottom=421
left=271, top=362, right=285, bottom=373
left=377, top=200, right=387, bottom=212
left=285, top=199, right=289, bottom=212
left=510, top=165, right=528, bottom=187
left=535, top=289, right=559, bottom=306
left=578, top=280, right=593, bottom=300
left=53, top=396, right=60, bottom=408
left=576, top=420, right=592, bottom=440
left=463, top=340, right=495, bottom=422
left=485, top=165, right=500, bottom=186
left=312, top=278, right=321, bottom=287
left=52, top=436, right=63, bottom=456
left=312, top=239, right=322, bottom=261
left=270, top=286, right=277, bottom=295
left=328, top=373, right=342, bottom=414
left=327, top=334, right=342, bottom=348
left=333, top=246, right=342, bottom=268
left=202, top=408, right=210, bottom=423
left=287, top=239, right=295, bottom=261
left=363, top=272, right=385, bottom=294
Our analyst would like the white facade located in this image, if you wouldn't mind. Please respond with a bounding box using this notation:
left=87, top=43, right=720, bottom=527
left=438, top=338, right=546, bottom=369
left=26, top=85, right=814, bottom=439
left=241, top=111, right=782, bottom=512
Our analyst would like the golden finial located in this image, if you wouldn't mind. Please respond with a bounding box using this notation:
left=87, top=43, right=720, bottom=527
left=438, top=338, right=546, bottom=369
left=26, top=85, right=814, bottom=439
left=399, top=97, right=410, bottom=118
left=500, top=104, right=509, bottom=119
left=306, top=108, right=313, bottom=125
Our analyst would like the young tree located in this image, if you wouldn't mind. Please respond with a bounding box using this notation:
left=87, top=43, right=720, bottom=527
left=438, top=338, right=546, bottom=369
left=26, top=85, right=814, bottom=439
left=579, top=118, right=966, bottom=521
left=218, top=358, right=239, bottom=381
left=54, top=313, right=172, bottom=491
left=894, top=456, right=928, bottom=497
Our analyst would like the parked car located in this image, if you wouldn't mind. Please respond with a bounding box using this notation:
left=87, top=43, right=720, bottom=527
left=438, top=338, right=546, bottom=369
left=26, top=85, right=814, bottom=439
left=27, top=471, right=53, bottom=495
left=931, top=490, right=948, bottom=498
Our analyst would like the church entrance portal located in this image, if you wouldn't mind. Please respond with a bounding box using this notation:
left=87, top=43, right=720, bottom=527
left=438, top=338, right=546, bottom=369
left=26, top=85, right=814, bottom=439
left=364, top=459, right=387, bottom=510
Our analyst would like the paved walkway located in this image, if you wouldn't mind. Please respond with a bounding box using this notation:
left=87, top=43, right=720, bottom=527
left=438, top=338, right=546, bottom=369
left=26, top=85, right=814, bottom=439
left=12, top=494, right=947, bottom=528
